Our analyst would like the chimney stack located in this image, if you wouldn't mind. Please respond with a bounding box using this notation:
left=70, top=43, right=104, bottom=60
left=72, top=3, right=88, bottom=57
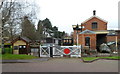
left=93, top=10, right=96, bottom=16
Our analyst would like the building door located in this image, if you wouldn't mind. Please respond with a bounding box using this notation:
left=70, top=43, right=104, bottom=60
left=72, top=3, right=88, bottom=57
left=19, top=45, right=27, bottom=54
left=96, top=34, right=107, bottom=52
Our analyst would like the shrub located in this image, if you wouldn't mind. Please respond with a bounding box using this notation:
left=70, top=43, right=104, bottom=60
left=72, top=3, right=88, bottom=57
left=4, top=48, right=13, bottom=54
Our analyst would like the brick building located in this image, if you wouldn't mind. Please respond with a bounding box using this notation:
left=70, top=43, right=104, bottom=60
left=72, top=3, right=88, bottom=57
left=72, top=10, right=119, bottom=52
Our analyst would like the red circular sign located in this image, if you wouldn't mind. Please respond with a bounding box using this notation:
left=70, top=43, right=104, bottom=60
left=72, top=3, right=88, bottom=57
left=64, top=48, right=70, bottom=54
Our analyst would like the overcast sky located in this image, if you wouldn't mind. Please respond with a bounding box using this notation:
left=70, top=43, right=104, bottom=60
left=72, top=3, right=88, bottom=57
left=34, top=0, right=119, bottom=34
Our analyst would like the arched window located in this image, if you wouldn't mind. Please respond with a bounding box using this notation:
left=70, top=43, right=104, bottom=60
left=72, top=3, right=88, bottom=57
left=85, top=37, right=90, bottom=46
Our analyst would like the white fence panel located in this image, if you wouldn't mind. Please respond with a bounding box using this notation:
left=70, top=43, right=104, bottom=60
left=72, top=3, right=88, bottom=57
left=53, top=46, right=81, bottom=57
left=40, top=45, right=81, bottom=57
left=40, top=46, right=50, bottom=57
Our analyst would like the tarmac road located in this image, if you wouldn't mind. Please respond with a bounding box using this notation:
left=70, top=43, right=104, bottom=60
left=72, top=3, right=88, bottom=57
left=2, top=58, right=118, bottom=72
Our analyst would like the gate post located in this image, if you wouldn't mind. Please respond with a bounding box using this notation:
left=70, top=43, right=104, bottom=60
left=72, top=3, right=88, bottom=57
left=39, top=45, right=41, bottom=57
left=50, top=46, right=53, bottom=57
left=79, top=45, right=81, bottom=57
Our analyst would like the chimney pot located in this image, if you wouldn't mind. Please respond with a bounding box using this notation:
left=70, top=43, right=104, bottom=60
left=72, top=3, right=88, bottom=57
left=93, top=10, right=96, bottom=16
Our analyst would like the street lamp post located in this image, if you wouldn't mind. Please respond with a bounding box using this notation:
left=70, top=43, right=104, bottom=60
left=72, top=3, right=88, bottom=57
left=73, top=24, right=84, bottom=57
left=75, top=24, right=84, bottom=46
left=76, top=24, right=80, bottom=48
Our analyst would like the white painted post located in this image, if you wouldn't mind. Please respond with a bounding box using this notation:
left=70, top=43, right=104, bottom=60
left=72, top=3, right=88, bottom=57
left=80, top=45, right=81, bottom=57
left=53, top=46, right=55, bottom=57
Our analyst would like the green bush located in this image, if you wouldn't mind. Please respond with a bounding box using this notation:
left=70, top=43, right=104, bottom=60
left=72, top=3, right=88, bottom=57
left=4, top=48, right=12, bottom=54
left=2, top=54, right=38, bottom=60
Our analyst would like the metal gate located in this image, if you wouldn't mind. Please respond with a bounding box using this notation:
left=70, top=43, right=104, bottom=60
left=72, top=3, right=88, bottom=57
left=40, top=45, right=81, bottom=57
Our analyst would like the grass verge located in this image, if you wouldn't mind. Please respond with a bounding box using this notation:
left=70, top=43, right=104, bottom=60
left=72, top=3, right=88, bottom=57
left=1, top=54, right=38, bottom=60
left=82, top=56, right=120, bottom=61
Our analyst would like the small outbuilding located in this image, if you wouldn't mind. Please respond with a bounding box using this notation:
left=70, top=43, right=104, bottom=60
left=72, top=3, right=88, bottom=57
left=12, top=36, right=31, bottom=54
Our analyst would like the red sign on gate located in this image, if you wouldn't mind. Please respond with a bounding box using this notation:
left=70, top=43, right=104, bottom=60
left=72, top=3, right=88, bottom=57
left=64, top=48, right=70, bottom=54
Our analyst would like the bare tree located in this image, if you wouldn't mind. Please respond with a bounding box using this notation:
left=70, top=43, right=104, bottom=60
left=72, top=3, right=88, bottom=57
left=1, top=0, right=39, bottom=41
left=0, top=0, right=39, bottom=54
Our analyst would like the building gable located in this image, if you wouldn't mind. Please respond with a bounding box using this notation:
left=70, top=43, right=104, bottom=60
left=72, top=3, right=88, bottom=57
left=11, top=36, right=31, bottom=44
left=81, top=16, right=108, bottom=24
left=13, top=40, right=27, bottom=46
left=81, top=16, right=107, bottom=31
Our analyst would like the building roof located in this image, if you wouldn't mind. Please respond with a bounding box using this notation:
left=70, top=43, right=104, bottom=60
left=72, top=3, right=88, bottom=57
left=20, top=37, right=31, bottom=42
left=94, top=30, right=109, bottom=34
left=107, top=30, right=117, bottom=36
left=4, top=41, right=11, bottom=45
left=80, top=30, right=110, bottom=34
left=80, top=29, right=96, bottom=34
left=11, top=36, right=31, bottom=44
left=115, top=30, right=120, bottom=32
left=115, top=30, right=120, bottom=35
left=81, top=16, right=108, bottom=24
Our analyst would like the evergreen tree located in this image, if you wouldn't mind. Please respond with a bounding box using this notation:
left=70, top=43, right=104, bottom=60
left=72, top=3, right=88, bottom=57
left=21, top=16, right=37, bottom=40
left=36, top=18, right=66, bottom=40
left=52, top=26, right=58, bottom=31
left=42, top=18, right=52, bottom=30
left=37, top=20, right=44, bottom=40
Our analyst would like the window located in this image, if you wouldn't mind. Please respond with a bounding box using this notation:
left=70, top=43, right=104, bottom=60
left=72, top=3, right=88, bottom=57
left=92, top=22, right=97, bottom=29
left=14, top=46, right=19, bottom=50
left=85, top=37, right=90, bottom=46
left=63, top=40, right=66, bottom=43
left=67, top=40, right=69, bottom=43
left=69, top=39, right=72, bottom=43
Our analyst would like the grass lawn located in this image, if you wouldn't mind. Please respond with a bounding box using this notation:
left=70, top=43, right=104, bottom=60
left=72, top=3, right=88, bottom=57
left=82, top=57, right=99, bottom=61
left=1, top=54, right=39, bottom=60
left=82, top=56, right=120, bottom=61
left=99, top=56, right=120, bottom=59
